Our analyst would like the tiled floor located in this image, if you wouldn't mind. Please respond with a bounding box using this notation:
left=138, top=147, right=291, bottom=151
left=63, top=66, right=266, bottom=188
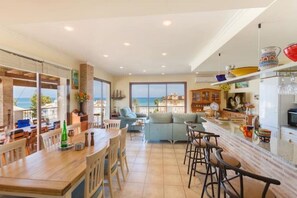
left=104, top=134, right=206, bottom=198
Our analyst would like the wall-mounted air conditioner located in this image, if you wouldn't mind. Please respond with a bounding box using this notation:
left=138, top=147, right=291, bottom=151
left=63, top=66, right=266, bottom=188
left=195, top=76, right=216, bottom=83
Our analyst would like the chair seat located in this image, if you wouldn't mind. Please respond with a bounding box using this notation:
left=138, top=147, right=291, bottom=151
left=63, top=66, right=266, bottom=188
left=209, top=153, right=241, bottom=168
left=223, top=176, right=276, bottom=198
left=192, top=140, right=207, bottom=148
left=186, top=132, right=203, bottom=138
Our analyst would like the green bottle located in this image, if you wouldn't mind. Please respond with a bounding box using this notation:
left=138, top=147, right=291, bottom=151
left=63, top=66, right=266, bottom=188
left=61, top=120, right=68, bottom=147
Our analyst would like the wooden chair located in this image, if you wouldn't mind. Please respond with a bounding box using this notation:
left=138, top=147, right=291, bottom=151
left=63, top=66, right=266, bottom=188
left=0, top=125, right=6, bottom=133
left=67, top=123, right=81, bottom=135
left=105, top=133, right=121, bottom=198
left=9, top=129, right=25, bottom=141
left=40, top=128, right=62, bottom=149
left=88, top=122, right=101, bottom=129
left=26, top=129, right=37, bottom=154
left=215, top=149, right=280, bottom=198
left=118, top=124, right=129, bottom=181
left=85, top=145, right=107, bottom=198
left=104, top=119, right=121, bottom=130
left=0, top=138, right=26, bottom=168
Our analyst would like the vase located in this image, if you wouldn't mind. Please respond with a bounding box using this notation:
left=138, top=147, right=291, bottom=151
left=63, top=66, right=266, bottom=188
left=79, top=102, right=84, bottom=115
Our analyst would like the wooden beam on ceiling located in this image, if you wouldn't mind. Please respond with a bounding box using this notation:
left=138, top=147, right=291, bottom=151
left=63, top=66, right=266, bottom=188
left=13, top=79, right=58, bottom=89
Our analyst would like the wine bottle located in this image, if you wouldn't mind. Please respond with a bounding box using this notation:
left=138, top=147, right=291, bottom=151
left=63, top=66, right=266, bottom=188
left=61, top=120, right=68, bottom=147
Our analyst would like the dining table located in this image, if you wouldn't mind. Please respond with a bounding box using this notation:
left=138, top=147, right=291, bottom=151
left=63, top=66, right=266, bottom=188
left=0, top=128, right=120, bottom=198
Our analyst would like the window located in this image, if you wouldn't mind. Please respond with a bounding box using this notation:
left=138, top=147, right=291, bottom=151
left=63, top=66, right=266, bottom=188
left=130, top=82, right=186, bottom=115
left=93, top=78, right=111, bottom=126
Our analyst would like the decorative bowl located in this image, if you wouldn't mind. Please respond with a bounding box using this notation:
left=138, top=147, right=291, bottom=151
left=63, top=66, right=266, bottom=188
left=216, top=74, right=226, bottom=82
left=255, top=129, right=271, bottom=143
left=284, top=43, right=297, bottom=62
left=230, top=67, right=259, bottom=76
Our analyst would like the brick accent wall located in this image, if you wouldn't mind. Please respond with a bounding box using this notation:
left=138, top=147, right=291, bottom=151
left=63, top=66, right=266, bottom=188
left=204, top=122, right=297, bottom=197
left=80, top=64, right=94, bottom=122
left=0, top=77, right=13, bottom=129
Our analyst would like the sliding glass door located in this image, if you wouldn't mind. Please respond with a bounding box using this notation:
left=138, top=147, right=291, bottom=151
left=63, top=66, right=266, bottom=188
left=93, top=78, right=111, bottom=126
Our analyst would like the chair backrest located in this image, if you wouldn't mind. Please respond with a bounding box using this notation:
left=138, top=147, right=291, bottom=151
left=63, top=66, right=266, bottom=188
left=120, top=125, right=128, bottom=155
left=0, top=138, right=26, bottom=168
left=85, top=145, right=107, bottom=198
left=188, top=125, right=214, bottom=145
left=53, top=121, right=61, bottom=129
left=40, top=128, right=62, bottom=149
left=104, top=120, right=121, bottom=130
left=107, top=134, right=120, bottom=174
left=88, top=122, right=101, bottom=129
left=67, top=123, right=81, bottom=135
left=9, top=129, right=25, bottom=141
left=202, top=134, right=220, bottom=164
left=215, top=149, right=281, bottom=198
left=184, top=121, right=195, bottom=135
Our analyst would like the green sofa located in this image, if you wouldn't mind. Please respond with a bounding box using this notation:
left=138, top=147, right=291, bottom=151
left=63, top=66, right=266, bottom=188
left=144, top=112, right=205, bottom=143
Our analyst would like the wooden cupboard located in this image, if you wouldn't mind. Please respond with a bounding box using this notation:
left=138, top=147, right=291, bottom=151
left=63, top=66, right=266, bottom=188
left=71, top=111, right=88, bottom=131
left=191, top=88, right=221, bottom=112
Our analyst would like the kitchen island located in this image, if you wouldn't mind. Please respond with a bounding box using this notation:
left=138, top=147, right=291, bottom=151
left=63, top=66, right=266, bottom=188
left=202, top=117, right=297, bottom=198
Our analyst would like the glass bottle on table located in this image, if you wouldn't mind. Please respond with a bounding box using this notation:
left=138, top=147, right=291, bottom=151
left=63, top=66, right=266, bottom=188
left=61, top=120, right=68, bottom=147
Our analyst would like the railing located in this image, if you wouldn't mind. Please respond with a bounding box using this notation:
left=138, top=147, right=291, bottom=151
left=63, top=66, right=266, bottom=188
left=13, top=107, right=58, bottom=123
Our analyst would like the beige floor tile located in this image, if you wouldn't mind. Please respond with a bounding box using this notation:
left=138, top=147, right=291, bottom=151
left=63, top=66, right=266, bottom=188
left=175, top=148, right=186, bottom=154
left=183, top=185, right=203, bottom=198
left=145, top=172, right=164, bottom=184
left=148, top=164, right=163, bottom=174
left=163, top=144, right=174, bottom=149
left=163, top=158, right=178, bottom=165
left=143, top=184, right=164, bottom=198
left=164, top=185, right=186, bottom=198
left=127, top=172, right=146, bottom=183
left=163, top=148, right=174, bottom=153
left=151, top=148, right=163, bottom=153
left=163, top=153, right=176, bottom=159
left=150, top=153, right=163, bottom=159
left=164, top=165, right=180, bottom=175
left=135, top=157, right=149, bottom=164
left=115, top=182, right=144, bottom=198
left=151, top=144, right=163, bottom=148
left=149, top=158, right=163, bottom=165
left=131, top=164, right=148, bottom=172
left=164, top=174, right=183, bottom=185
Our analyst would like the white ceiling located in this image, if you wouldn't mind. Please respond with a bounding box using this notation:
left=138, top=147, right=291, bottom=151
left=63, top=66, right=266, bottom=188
left=1, top=0, right=290, bottom=76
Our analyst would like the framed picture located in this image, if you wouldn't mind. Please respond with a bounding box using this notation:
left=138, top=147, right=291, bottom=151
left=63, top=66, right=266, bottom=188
left=71, top=70, right=79, bottom=89
left=235, top=81, right=249, bottom=89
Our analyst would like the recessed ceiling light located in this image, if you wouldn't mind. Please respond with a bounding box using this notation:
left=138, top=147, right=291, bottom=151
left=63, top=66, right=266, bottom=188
left=103, top=55, right=109, bottom=58
left=143, top=69, right=146, bottom=73
left=161, top=65, right=166, bottom=68
left=128, top=73, right=132, bottom=76
left=161, top=73, right=165, bottom=75
left=163, top=20, right=172, bottom=26
left=123, top=42, right=131, bottom=46
left=120, top=66, right=124, bottom=69
left=162, top=53, right=167, bottom=56
left=64, top=26, right=74, bottom=31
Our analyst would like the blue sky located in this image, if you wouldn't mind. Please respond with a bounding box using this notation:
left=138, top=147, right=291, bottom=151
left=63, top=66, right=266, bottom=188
left=132, top=84, right=185, bottom=98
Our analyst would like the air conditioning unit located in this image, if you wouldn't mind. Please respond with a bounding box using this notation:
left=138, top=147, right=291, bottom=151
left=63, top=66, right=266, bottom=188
left=195, top=76, right=216, bottom=83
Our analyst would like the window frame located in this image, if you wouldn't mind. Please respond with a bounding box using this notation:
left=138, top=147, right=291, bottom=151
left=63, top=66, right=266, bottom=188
left=129, top=82, right=187, bottom=114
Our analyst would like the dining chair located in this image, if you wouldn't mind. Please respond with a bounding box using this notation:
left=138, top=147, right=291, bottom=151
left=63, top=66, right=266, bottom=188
left=26, top=129, right=38, bottom=154
left=67, top=123, right=82, bottom=135
left=104, top=119, right=121, bottom=130
left=85, top=145, right=107, bottom=198
left=105, top=133, right=121, bottom=198
left=9, top=129, right=25, bottom=141
left=0, top=138, right=26, bottom=168
left=88, top=122, right=101, bottom=129
left=118, top=124, right=129, bottom=181
left=40, top=128, right=62, bottom=149
left=215, top=149, right=280, bottom=198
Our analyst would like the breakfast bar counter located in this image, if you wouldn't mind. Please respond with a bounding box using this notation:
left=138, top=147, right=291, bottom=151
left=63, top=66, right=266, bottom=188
left=202, top=117, right=297, bottom=198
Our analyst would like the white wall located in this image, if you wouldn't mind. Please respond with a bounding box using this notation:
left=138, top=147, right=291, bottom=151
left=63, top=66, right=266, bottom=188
left=113, top=74, right=221, bottom=112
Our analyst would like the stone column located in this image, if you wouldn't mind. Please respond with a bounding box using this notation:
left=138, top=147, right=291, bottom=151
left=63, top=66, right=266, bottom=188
left=80, top=64, right=94, bottom=122
left=0, top=76, right=13, bottom=129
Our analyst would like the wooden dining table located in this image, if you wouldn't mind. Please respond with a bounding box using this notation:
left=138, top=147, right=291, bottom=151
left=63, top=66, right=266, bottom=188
left=0, top=128, right=120, bottom=198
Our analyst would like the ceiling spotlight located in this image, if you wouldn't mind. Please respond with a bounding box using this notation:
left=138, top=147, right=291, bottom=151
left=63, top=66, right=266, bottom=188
left=120, top=66, right=124, bottom=69
left=163, top=20, right=172, bottom=26
left=123, top=42, right=131, bottom=46
left=143, top=69, right=146, bottom=73
left=161, top=73, right=165, bottom=75
left=64, top=26, right=74, bottom=31
left=161, top=65, right=166, bottom=68
left=103, top=55, right=109, bottom=58
left=128, top=73, right=132, bottom=76
left=162, top=53, right=167, bottom=56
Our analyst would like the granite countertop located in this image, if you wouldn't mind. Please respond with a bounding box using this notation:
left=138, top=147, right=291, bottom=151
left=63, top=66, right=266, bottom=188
left=202, top=117, right=297, bottom=167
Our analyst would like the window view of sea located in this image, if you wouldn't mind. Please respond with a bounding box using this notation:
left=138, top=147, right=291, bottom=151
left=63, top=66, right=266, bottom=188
left=14, top=98, right=56, bottom=109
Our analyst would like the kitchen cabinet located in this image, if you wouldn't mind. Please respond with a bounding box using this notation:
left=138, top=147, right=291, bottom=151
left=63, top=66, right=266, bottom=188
left=191, top=88, right=220, bottom=112
left=281, top=126, right=297, bottom=143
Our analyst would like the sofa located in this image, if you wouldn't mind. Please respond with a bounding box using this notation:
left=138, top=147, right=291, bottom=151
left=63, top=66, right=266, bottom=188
left=144, top=112, right=205, bottom=143
left=118, top=107, right=147, bottom=131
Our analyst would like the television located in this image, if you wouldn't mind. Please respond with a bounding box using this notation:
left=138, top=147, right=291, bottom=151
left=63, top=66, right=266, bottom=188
left=225, top=92, right=248, bottom=112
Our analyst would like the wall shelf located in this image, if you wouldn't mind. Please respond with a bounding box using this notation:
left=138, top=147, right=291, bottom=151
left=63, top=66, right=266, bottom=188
left=111, top=96, right=125, bottom=100
left=211, top=62, right=297, bottom=86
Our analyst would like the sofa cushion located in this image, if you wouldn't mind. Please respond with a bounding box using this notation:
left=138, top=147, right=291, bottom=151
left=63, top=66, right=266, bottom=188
left=17, top=119, right=30, bottom=128
left=172, top=113, right=197, bottom=123
left=126, top=112, right=137, bottom=118
left=196, top=112, right=206, bottom=123
left=120, top=107, right=132, bottom=117
left=149, top=113, right=172, bottom=123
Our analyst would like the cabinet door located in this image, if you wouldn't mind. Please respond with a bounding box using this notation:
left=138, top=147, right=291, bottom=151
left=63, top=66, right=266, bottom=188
left=281, top=127, right=297, bottom=143
left=192, top=92, right=201, bottom=102
left=211, top=91, right=220, bottom=102
left=202, top=91, right=210, bottom=102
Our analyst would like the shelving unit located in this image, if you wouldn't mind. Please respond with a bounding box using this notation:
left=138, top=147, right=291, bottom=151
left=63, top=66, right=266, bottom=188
left=211, top=62, right=297, bottom=86
left=191, top=88, right=220, bottom=112
left=111, top=96, right=125, bottom=100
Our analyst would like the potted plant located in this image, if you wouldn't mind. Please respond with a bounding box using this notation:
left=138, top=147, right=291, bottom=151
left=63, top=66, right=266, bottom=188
left=75, top=91, right=90, bottom=115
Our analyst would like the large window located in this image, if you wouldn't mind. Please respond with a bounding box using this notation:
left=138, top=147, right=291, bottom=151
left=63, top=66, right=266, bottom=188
left=93, top=78, right=111, bottom=126
left=130, top=82, right=186, bottom=115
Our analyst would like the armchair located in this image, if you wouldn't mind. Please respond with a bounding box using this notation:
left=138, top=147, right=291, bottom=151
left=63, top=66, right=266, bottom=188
left=118, top=107, right=147, bottom=131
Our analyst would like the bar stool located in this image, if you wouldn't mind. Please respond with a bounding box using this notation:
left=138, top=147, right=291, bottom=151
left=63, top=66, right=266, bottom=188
left=215, top=149, right=281, bottom=198
left=188, top=126, right=214, bottom=188
left=201, top=134, right=241, bottom=198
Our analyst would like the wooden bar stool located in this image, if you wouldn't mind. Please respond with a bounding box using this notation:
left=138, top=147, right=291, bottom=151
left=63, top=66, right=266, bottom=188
left=202, top=134, right=241, bottom=198
left=215, top=149, right=280, bottom=198
left=188, top=126, right=214, bottom=188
